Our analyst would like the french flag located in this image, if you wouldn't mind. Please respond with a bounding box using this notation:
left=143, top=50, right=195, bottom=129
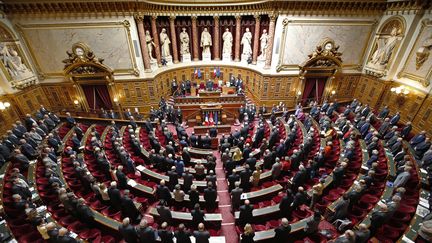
left=213, top=67, right=217, bottom=78
left=194, top=68, right=198, bottom=78
left=204, top=112, right=209, bottom=126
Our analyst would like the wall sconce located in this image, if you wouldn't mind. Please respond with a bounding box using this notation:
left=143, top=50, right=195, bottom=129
left=390, top=85, right=410, bottom=96
left=113, top=97, right=119, bottom=103
left=390, top=85, right=410, bottom=106
left=0, top=101, right=11, bottom=110
left=331, top=90, right=336, bottom=95
left=73, top=100, right=79, bottom=105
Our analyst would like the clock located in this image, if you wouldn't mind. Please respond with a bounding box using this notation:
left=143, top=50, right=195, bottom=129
left=74, top=47, right=85, bottom=57
left=324, top=42, right=333, bottom=51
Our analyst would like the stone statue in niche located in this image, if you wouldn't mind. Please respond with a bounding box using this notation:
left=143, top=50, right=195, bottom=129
left=160, top=28, right=172, bottom=59
left=201, top=28, right=212, bottom=55
left=145, top=30, right=156, bottom=60
left=368, top=26, right=403, bottom=68
left=0, top=44, right=33, bottom=81
left=241, top=28, right=253, bottom=62
left=258, top=29, right=269, bottom=60
left=179, top=28, right=190, bottom=55
left=222, top=28, right=233, bottom=55
left=416, top=35, right=432, bottom=70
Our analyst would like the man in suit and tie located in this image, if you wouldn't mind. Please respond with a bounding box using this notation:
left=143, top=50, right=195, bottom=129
left=279, top=189, right=294, bottom=218
left=231, top=181, right=243, bottom=211
left=239, top=200, right=254, bottom=225
left=393, top=166, right=412, bottom=188
left=65, top=112, right=76, bottom=128
left=121, top=190, right=141, bottom=224
left=124, top=108, right=132, bottom=119
left=390, top=137, right=403, bottom=155
left=274, top=218, right=291, bottom=243
left=24, top=114, right=38, bottom=131
left=204, top=182, right=217, bottom=212
left=19, top=139, right=37, bottom=159
left=193, top=223, right=210, bottom=243
left=378, top=106, right=389, bottom=119
left=369, top=203, right=389, bottom=235
left=108, top=181, right=122, bottom=211
left=390, top=112, right=401, bottom=126
left=118, top=217, right=138, bottom=243
left=156, top=200, right=172, bottom=225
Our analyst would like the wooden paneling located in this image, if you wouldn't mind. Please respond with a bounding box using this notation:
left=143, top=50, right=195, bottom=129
left=333, top=74, right=360, bottom=101
left=0, top=96, right=20, bottom=136
left=41, top=83, right=77, bottom=111
left=353, top=75, right=387, bottom=108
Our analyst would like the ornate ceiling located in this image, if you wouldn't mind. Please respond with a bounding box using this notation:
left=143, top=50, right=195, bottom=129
left=1, top=0, right=429, bottom=16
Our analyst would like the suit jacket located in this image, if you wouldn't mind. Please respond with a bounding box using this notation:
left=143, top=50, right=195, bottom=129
left=370, top=210, right=388, bottom=228
left=136, top=226, right=156, bottom=243
left=119, top=224, right=138, bottom=243
left=121, top=196, right=140, bottom=220
left=393, top=171, right=410, bottom=188
left=239, top=204, right=254, bottom=224
left=274, top=225, right=291, bottom=243
left=174, top=230, right=191, bottom=243
left=158, top=229, right=174, bottom=243
left=355, top=229, right=370, bottom=243
left=156, top=185, right=172, bottom=202
left=193, top=230, right=210, bottom=243
left=108, top=187, right=122, bottom=207
left=157, top=206, right=173, bottom=224
left=57, top=235, right=79, bottom=243
left=191, top=209, right=205, bottom=224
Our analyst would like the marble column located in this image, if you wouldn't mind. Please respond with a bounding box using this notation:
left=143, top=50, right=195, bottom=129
left=191, top=16, right=199, bottom=61
left=252, top=15, right=261, bottom=65
left=213, top=16, right=220, bottom=60
left=135, top=15, right=152, bottom=72
left=150, top=16, right=162, bottom=66
left=264, top=14, right=277, bottom=69
left=234, top=15, right=242, bottom=62
left=169, top=16, right=179, bottom=63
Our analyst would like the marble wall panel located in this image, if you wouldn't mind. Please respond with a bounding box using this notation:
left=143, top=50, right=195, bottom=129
left=279, top=20, right=375, bottom=69
left=18, top=21, right=134, bottom=77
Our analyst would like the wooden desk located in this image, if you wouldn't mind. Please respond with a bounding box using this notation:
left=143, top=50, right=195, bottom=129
left=398, top=189, right=430, bottom=242
left=194, top=125, right=232, bottom=135
left=136, top=165, right=208, bottom=188
left=234, top=204, right=279, bottom=219
left=149, top=207, right=223, bottom=222
left=241, top=184, right=283, bottom=202
left=189, top=147, right=214, bottom=158
left=253, top=216, right=312, bottom=241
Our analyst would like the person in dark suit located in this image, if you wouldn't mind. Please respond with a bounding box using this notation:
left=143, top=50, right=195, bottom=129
left=401, top=122, right=413, bottom=138
left=158, top=222, right=174, bottom=243
left=193, top=223, right=210, bottom=243
left=304, top=211, right=321, bottom=235
left=209, top=127, right=217, bottom=137
left=108, top=181, right=122, bottom=211
left=119, top=217, right=138, bottom=243
left=231, top=181, right=243, bottom=211
left=291, top=187, right=307, bottom=211
left=204, top=182, right=217, bottom=212
left=76, top=198, right=95, bottom=226
left=156, top=201, right=173, bottom=225
left=56, top=227, right=78, bottom=243
left=156, top=180, right=172, bottom=202
left=239, top=200, right=254, bottom=225
left=279, top=189, right=294, bottom=218
left=369, top=203, right=389, bottom=235
left=274, top=218, right=291, bottom=243
left=174, top=223, right=191, bottom=243
left=136, top=219, right=156, bottom=243
left=121, top=190, right=141, bottom=224
left=330, top=193, right=350, bottom=222
left=332, top=162, right=347, bottom=187
left=354, top=223, right=370, bottom=243
left=389, top=112, right=400, bottom=126
left=191, top=203, right=205, bottom=227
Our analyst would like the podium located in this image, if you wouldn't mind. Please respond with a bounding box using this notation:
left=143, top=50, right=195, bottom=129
left=199, top=104, right=223, bottom=125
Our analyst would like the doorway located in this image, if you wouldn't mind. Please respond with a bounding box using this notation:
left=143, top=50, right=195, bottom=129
left=301, top=77, right=327, bottom=105
left=81, top=84, right=113, bottom=111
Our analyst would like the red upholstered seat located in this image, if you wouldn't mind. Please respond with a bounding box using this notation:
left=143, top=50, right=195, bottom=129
left=18, top=232, right=44, bottom=243
left=79, top=228, right=101, bottom=240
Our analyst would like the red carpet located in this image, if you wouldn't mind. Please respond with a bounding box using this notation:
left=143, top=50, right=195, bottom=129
left=213, top=151, right=238, bottom=243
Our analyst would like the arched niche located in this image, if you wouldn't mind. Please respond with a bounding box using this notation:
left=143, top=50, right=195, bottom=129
left=297, top=38, right=342, bottom=105
left=365, top=16, right=405, bottom=77
left=0, top=22, right=37, bottom=90
left=63, top=42, right=116, bottom=113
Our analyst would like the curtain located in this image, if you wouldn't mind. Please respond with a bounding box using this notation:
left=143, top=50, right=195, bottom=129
left=82, top=85, right=96, bottom=110
left=95, top=85, right=113, bottom=110
left=81, top=84, right=113, bottom=111
left=301, top=78, right=316, bottom=105
left=316, top=78, right=327, bottom=103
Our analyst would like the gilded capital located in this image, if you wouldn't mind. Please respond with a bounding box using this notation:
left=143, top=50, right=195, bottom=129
left=191, top=15, right=198, bottom=20
left=235, top=15, right=242, bottom=21
left=213, top=15, right=220, bottom=20
left=253, top=15, right=261, bottom=20
left=134, top=14, right=144, bottom=21
left=169, top=15, right=176, bottom=21
left=151, top=15, right=158, bottom=20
